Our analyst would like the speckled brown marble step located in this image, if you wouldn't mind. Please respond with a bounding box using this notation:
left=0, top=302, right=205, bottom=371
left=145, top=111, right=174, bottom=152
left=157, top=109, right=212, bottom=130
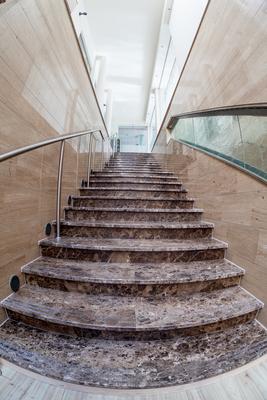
left=90, top=174, right=178, bottom=182
left=64, top=207, right=203, bottom=223
left=22, top=257, right=244, bottom=296
left=79, top=187, right=188, bottom=199
left=108, top=160, right=161, bottom=168
left=103, top=169, right=173, bottom=175
left=39, top=237, right=227, bottom=263
left=2, top=285, right=262, bottom=339
left=108, top=158, right=160, bottom=163
left=104, top=163, right=162, bottom=168
left=1, top=320, right=267, bottom=388
left=89, top=180, right=182, bottom=190
left=104, top=167, right=163, bottom=172
left=72, top=196, right=194, bottom=209
left=106, top=167, right=163, bottom=172
left=57, top=221, right=213, bottom=240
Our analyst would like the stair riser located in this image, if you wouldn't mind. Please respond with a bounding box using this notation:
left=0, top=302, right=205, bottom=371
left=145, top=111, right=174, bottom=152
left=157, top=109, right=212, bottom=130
left=65, top=209, right=202, bottom=223
left=6, top=310, right=258, bottom=340
left=79, top=189, right=187, bottom=199
left=41, top=246, right=226, bottom=263
left=72, top=198, right=194, bottom=209
left=59, top=225, right=213, bottom=240
left=24, top=274, right=241, bottom=297
left=89, top=182, right=182, bottom=190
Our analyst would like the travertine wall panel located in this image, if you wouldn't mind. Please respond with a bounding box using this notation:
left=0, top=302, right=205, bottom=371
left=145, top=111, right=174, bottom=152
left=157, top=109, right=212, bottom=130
left=0, top=0, right=106, bottom=321
left=160, top=0, right=267, bottom=133
left=153, top=140, right=267, bottom=326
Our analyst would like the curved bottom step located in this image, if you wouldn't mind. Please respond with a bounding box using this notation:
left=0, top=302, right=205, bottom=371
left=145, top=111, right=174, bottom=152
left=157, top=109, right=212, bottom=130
left=0, top=320, right=267, bottom=389
left=2, top=285, right=263, bottom=339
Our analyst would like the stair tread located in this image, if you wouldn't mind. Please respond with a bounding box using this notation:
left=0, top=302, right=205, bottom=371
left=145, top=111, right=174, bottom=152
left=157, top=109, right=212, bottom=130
left=2, top=285, right=262, bottom=332
left=89, top=180, right=182, bottom=184
left=65, top=206, right=201, bottom=213
left=23, top=257, right=244, bottom=285
left=103, top=169, right=172, bottom=172
left=108, top=165, right=161, bottom=168
left=72, top=196, right=194, bottom=201
left=39, top=237, right=227, bottom=252
left=1, top=319, right=266, bottom=388
left=91, top=174, right=178, bottom=178
left=80, top=187, right=188, bottom=192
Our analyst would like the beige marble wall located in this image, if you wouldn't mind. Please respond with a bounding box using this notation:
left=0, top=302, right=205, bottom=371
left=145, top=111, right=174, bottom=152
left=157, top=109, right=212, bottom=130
left=0, top=0, right=107, bottom=321
left=159, top=0, right=267, bottom=134
left=152, top=0, right=267, bottom=326
left=153, top=139, right=267, bottom=326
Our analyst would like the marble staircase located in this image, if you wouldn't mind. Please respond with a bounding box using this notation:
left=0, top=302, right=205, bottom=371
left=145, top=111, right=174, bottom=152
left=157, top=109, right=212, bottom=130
left=1, top=152, right=267, bottom=389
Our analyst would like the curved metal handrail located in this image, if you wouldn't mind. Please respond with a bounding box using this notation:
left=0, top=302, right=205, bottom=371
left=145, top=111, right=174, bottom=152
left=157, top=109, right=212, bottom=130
left=0, top=128, right=114, bottom=238
left=0, top=129, right=103, bottom=162
left=166, top=104, right=267, bottom=131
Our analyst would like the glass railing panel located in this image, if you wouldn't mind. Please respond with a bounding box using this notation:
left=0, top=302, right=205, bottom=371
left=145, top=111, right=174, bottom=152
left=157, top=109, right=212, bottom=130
left=238, top=115, right=267, bottom=174
left=171, top=111, right=267, bottom=182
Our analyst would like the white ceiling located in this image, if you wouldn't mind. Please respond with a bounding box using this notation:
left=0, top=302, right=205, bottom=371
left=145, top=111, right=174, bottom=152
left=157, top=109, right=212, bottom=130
left=84, top=0, right=166, bottom=131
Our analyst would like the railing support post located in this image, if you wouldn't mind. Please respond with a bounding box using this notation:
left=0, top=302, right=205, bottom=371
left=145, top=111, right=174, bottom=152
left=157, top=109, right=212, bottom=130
left=91, top=136, right=96, bottom=171
left=56, top=140, right=65, bottom=240
left=101, top=139, right=104, bottom=170
left=86, top=134, right=93, bottom=187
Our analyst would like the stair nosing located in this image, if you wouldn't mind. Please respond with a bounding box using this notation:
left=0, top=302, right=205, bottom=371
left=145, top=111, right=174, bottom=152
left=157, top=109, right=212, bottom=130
left=39, top=237, right=228, bottom=251
left=72, top=196, right=194, bottom=201
left=79, top=187, right=188, bottom=193
left=89, top=180, right=182, bottom=184
left=64, top=206, right=202, bottom=213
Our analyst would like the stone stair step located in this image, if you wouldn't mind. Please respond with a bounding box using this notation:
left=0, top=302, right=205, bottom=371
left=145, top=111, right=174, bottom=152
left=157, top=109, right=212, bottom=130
left=105, top=164, right=162, bottom=168
left=102, top=169, right=173, bottom=175
left=79, top=187, right=188, bottom=199
left=107, top=165, right=162, bottom=170
left=72, top=196, right=194, bottom=209
left=39, top=237, right=227, bottom=263
left=1, top=319, right=266, bottom=388
left=104, top=166, right=162, bottom=170
left=22, top=257, right=244, bottom=296
left=64, top=207, right=203, bottom=223
left=57, top=220, right=213, bottom=240
left=89, top=180, right=182, bottom=189
left=2, top=285, right=262, bottom=338
left=111, top=160, right=157, bottom=163
left=90, top=174, right=178, bottom=182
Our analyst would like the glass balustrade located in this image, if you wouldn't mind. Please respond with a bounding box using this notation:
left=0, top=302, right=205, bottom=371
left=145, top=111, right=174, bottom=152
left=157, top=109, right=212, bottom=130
left=171, top=111, right=267, bottom=181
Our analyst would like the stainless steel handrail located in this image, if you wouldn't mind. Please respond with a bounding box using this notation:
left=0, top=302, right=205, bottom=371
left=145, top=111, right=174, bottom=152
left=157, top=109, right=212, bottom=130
left=0, top=129, right=103, bottom=162
left=166, top=104, right=267, bottom=131
left=0, top=128, right=112, bottom=239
